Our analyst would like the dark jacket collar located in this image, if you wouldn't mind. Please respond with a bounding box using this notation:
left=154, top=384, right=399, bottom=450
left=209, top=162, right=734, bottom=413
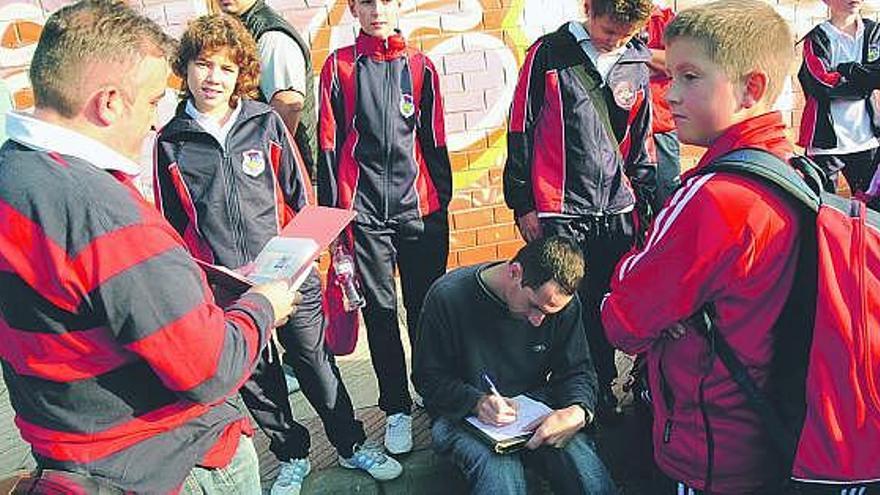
left=241, top=0, right=268, bottom=23
left=158, top=99, right=272, bottom=138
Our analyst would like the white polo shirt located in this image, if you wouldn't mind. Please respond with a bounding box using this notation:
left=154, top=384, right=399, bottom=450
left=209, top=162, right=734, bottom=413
left=185, top=99, right=242, bottom=151
left=809, top=19, right=879, bottom=156
left=258, top=31, right=308, bottom=101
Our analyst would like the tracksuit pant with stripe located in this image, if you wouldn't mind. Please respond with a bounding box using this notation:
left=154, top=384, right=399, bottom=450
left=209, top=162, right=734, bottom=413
left=809, top=147, right=880, bottom=195
left=353, top=210, right=449, bottom=415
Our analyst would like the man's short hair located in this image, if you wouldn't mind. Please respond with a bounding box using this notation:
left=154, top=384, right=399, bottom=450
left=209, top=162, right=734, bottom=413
left=664, top=0, right=794, bottom=105
left=29, top=0, right=175, bottom=117
left=173, top=14, right=261, bottom=104
left=513, top=236, right=585, bottom=296
left=590, top=0, right=652, bottom=26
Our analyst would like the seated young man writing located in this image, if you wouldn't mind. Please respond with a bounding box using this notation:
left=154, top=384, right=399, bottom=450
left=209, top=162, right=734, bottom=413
left=413, top=236, right=616, bottom=495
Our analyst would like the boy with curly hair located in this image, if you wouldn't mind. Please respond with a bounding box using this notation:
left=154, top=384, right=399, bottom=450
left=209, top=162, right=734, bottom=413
left=153, top=15, right=402, bottom=495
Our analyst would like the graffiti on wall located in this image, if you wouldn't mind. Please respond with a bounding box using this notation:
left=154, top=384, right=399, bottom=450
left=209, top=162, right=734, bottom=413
left=0, top=0, right=842, bottom=196
left=0, top=0, right=584, bottom=192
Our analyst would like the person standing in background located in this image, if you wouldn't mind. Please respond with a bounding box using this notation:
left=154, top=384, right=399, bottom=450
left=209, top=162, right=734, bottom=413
left=504, top=0, right=658, bottom=423
left=218, top=0, right=316, bottom=394
left=154, top=14, right=402, bottom=495
left=218, top=0, right=316, bottom=179
left=798, top=0, right=880, bottom=196
left=644, top=1, right=680, bottom=205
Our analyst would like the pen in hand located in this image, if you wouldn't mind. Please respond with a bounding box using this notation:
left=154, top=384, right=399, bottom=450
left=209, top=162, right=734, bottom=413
left=477, top=371, right=517, bottom=426
left=481, top=372, right=502, bottom=398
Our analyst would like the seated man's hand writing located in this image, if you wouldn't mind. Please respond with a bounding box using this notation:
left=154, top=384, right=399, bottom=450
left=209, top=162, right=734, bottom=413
left=474, top=394, right=519, bottom=427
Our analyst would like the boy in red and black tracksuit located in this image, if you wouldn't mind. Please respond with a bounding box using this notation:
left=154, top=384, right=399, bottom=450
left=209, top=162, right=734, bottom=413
left=798, top=0, right=880, bottom=196
left=602, top=2, right=800, bottom=492
left=154, top=16, right=403, bottom=492
left=317, top=0, right=451, bottom=453
left=504, top=0, right=657, bottom=419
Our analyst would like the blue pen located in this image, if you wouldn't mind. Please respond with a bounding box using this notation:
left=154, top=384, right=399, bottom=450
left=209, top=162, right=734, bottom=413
left=481, top=372, right=502, bottom=397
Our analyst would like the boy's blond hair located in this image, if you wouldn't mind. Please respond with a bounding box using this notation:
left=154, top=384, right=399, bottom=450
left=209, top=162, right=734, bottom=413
left=665, top=0, right=793, bottom=105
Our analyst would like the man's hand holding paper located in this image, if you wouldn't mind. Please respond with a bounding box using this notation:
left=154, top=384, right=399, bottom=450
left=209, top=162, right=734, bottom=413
left=524, top=404, right=587, bottom=450
left=250, top=280, right=302, bottom=328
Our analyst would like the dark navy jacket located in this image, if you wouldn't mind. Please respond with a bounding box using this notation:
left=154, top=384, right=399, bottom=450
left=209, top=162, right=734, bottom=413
left=798, top=19, right=880, bottom=150
left=504, top=22, right=657, bottom=219
left=153, top=99, right=313, bottom=268
left=317, top=31, right=452, bottom=226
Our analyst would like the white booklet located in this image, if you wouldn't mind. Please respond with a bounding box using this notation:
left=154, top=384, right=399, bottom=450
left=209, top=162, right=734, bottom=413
left=247, top=237, right=318, bottom=290
left=464, top=395, right=553, bottom=454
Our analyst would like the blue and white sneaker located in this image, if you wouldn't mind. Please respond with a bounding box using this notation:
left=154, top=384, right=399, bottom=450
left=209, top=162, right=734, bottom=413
left=270, top=458, right=311, bottom=495
left=339, top=442, right=403, bottom=481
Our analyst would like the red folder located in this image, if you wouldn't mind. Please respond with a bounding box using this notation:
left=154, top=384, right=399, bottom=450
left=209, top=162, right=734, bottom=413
left=196, top=206, right=355, bottom=294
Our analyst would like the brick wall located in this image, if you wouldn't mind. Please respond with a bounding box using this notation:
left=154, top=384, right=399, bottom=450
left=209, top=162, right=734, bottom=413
left=2, top=0, right=878, bottom=267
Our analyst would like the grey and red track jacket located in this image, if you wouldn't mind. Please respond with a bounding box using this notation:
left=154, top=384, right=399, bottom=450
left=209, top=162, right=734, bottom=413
left=798, top=19, right=880, bottom=151
left=154, top=100, right=313, bottom=269
left=504, top=22, right=657, bottom=220
left=0, top=113, right=274, bottom=493
left=317, top=31, right=452, bottom=225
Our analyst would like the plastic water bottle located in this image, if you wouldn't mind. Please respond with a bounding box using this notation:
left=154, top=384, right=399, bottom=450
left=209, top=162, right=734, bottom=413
left=334, top=245, right=365, bottom=312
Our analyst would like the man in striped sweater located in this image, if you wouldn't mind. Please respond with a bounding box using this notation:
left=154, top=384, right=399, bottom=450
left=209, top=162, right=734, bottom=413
left=0, top=1, right=299, bottom=492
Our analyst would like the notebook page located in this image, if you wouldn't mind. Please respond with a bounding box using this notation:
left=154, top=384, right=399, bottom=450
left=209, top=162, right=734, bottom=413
left=465, top=395, right=553, bottom=442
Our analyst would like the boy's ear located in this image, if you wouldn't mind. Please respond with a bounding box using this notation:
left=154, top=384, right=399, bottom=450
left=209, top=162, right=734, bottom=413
left=741, top=70, right=768, bottom=109
left=348, top=0, right=356, bottom=15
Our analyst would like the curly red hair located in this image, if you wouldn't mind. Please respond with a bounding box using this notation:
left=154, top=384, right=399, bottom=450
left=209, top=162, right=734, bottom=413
left=173, top=14, right=260, bottom=104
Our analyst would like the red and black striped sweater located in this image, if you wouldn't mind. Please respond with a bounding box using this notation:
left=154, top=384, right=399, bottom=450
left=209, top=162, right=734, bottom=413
left=0, top=113, right=274, bottom=493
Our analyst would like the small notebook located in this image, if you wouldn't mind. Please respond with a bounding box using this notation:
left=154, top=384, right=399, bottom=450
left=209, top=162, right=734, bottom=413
left=464, top=395, right=553, bottom=454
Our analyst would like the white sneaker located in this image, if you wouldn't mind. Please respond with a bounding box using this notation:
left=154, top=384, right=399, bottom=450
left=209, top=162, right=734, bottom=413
left=270, top=458, right=311, bottom=495
left=383, top=413, right=413, bottom=454
left=339, top=442, right=403, bottom=481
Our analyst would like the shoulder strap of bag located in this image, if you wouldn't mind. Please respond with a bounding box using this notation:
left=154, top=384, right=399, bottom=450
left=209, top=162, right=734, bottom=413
left=569, top=63, right=621, bottom=154
left=690, top=306, right=798, bottom=463
left=700, top=148, right=823, bottom=212
left=691, top=148, right=821, bottom=466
